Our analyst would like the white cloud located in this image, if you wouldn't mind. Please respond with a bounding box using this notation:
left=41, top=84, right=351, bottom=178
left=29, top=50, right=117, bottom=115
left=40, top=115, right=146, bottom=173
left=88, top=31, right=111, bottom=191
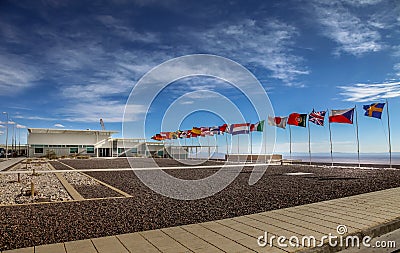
left=16, top=124, right=26, bottom=129
left=0, top=54, right=41, bottom=94
left=394, top=63, right=400, bottom=76
left=0, top=125, right=5, bottom=128
left=310, top=1, right=383, bottom=56
left=186, top=18, right=309, bottom=85
left=342, top=0, right=383, bottom=6
left=0, top=131, right=4, bottom=134
left=338, top=81, right=400, bottom=102
left=54, top=123, right=65, bottom=128
left=60, top=101, right=147, bottom=123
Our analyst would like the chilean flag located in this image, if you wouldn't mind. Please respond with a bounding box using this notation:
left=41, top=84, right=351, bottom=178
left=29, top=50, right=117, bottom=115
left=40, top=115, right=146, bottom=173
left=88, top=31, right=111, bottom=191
left=329, top=108, right=354, bottom=124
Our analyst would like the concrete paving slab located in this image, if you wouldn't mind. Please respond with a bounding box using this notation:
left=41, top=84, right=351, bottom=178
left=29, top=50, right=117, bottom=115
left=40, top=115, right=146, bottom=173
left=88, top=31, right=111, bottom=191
left=117, top=233, right=160, bottom=253
left=64, top=239, right=97, bottom=253
left=91, top=236, right=129, bottom=253
left=182, top=223, right=252, bottom=252
left=35, top=243, right=66, bottom=253
left=140, top=229, right=190, bottom=253
left=162, top=226, right=223, bottom=252
left=2, top=248, right=33, bottom=253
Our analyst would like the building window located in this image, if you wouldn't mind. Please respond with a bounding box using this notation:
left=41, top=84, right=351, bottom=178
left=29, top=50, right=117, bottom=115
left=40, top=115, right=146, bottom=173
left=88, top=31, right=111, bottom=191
left=131, top=148, right=137, bottom=154
left=70, top=147, right=78, bottom=154
left=34, top=148, right=44, bottom=154
left=86, top=146, right=94, bottom=154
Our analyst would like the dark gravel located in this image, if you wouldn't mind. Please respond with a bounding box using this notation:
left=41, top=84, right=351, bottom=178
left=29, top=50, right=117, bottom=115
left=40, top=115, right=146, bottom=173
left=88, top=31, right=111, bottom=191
left=1, top=158, right=400, bottom=251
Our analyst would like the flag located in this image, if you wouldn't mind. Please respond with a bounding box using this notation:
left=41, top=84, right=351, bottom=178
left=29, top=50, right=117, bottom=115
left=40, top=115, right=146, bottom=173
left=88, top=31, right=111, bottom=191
left=363, top=103, right=385, bottom=119
left=186, top=130, right=193, bottom=138
left=229, top=123, right=250, bottom=135
left=210, top=126, right=221, bottom=134
left=288, top=113, right=307, bottom=127
left=160, top=132, right=170, bottom=139
left=171, top=132, right=178, bottom=139
left=309, top=110, right=326, bottom=126
left=268, top=116, right=287, bottom=129
left=329, top=108, right=354, bottom=124
left=219, top=124, right=228, bottom=133
left=200, top=127, right=211, bottom=137
left=179, top=130, right=187, bottom=138
left=151, top=134, right=164, bottom=141
left=250, top=120, right=265, bottom=132
left=191, top=127, right=201, bottom=135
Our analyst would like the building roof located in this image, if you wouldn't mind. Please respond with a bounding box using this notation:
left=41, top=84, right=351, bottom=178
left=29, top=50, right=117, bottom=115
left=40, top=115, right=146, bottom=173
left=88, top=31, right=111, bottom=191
left=27, top=128, right=118, bottom=135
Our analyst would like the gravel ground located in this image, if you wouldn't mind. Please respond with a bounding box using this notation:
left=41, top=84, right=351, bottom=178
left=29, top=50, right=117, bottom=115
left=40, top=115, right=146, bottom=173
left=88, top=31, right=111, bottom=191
left=49, top=161, right=122, bottom=199
left=1, top=158, right=400, bottom=250
left=0, top=162, right=71, bottom=205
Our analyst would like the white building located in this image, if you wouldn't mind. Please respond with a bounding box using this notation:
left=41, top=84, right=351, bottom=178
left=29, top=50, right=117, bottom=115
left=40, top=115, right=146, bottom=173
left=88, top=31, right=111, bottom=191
left=27, top=128, right=168, bottom=158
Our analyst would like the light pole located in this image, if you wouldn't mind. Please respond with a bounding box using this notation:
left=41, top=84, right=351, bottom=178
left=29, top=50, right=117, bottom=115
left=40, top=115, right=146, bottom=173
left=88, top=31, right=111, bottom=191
left=2, top=112, right=8, bottom=159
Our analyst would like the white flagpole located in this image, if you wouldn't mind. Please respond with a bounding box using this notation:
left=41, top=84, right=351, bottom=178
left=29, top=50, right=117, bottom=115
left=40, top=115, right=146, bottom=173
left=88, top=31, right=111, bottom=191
left=225, top=133, right=229, bottom=161
left=328, top=109, right=333, bottom=166
left=308, top=115, right=311, bottom=165
left=289, top=124, right=292, bottom=160
left=386, top=99, right=392, bottom=168
left=215, top=134, right=218, bottom=154
left=237, top=134, right=240, bottom=162
left=354, top=105, right=360, bottom=167
left=250, top=130, right=253, bottom=163
left=264, top=121, right=267, bottom=163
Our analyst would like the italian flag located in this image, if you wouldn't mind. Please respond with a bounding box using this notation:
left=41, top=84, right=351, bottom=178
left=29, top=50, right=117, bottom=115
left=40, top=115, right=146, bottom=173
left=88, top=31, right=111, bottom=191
left=250, top=120, right=265, bottom=132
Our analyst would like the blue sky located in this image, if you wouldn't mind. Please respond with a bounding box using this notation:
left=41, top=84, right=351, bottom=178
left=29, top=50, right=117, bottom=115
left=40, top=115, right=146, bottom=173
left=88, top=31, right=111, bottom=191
left=0, top=0, right=399, bottom=154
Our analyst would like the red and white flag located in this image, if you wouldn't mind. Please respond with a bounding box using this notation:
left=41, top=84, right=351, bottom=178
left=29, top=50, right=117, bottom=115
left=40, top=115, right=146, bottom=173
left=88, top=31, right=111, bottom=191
left=268, top=116, right=288, bottom=129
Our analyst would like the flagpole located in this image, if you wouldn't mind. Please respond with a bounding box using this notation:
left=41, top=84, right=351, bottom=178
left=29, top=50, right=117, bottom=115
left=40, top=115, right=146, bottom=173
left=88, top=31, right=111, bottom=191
left=215, top=134, right=218, bottom=155
left=386, top=99, right=392, bottom=168
left=308, top=116, right=311, bottom=165
left=354, top=105, right=360, bottom=167
left=250, top=130, right=253, bottom=163
left=289, top=124, right=292, bottom=160
left=328, top=109, right=333, bottom=166
left=225, top=133, right=229, bottom=161
left=237, top=134, right=240, bottom=162
left=264, top=121, right=267, bottom=163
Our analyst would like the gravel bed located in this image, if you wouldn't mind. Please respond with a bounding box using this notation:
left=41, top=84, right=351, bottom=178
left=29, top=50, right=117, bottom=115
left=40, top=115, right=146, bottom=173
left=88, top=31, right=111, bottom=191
left=0, top=162, right=71, bottom=205
left=1, top=161, right=400, bottom=250
left=49, top=161, right=122, bottom=199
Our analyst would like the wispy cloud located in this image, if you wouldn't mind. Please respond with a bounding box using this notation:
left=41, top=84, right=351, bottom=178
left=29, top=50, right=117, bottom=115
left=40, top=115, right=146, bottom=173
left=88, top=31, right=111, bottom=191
left=54, top=123, right=65, bottom=128
left=310, top=1, right=383, bottom=56
left=0, top=54, right=41, bottom=93
left=187, top=18, right=309, bottom=85
left=341, top=0, right=383, bottom=6
left=60, top=101, right=147, bottom=123
left=338, top=81, right=400, bottom=102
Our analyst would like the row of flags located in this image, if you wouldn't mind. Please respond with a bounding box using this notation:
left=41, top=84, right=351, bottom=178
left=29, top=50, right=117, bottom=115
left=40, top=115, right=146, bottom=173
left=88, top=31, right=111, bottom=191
left=268, top=103, right=385, bottom=129
left=151, top=102, right=386, bottom=141
left=151, top=121, right=265, bottom=141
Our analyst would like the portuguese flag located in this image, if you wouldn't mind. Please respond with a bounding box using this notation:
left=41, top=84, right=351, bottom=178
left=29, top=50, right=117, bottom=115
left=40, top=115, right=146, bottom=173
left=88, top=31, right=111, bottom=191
left=288, top=113, right=307, bottom=127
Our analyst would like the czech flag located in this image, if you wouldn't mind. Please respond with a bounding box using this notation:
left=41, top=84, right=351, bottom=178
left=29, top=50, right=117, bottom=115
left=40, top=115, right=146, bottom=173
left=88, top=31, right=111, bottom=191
left=329, top=108, right=354, bottom=124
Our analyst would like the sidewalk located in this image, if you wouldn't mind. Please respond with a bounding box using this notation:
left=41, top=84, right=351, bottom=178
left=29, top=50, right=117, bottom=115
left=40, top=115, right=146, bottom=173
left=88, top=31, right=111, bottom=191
left=3, top=187, right=400, bottom=253
left=0, top=158, right=25, bottom=171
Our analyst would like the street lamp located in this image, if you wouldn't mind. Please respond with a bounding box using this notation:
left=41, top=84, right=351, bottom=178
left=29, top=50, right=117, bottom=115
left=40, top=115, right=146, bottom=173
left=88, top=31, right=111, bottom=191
left=2, top=112, right=8, bottom=159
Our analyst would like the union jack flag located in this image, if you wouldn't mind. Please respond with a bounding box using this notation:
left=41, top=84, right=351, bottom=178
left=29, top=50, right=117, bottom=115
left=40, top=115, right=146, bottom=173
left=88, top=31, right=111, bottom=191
left=309, top=110, right=326, bottom=126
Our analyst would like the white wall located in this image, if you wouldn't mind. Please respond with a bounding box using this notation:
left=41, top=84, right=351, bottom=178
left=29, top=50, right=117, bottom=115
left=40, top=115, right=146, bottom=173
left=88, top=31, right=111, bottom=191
left=28, top=132, right=110, bottom=146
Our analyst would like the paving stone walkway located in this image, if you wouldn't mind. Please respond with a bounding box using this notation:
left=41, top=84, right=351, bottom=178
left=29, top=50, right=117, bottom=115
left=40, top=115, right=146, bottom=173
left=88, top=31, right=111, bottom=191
left=3, top=187, right=400, bottom=253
